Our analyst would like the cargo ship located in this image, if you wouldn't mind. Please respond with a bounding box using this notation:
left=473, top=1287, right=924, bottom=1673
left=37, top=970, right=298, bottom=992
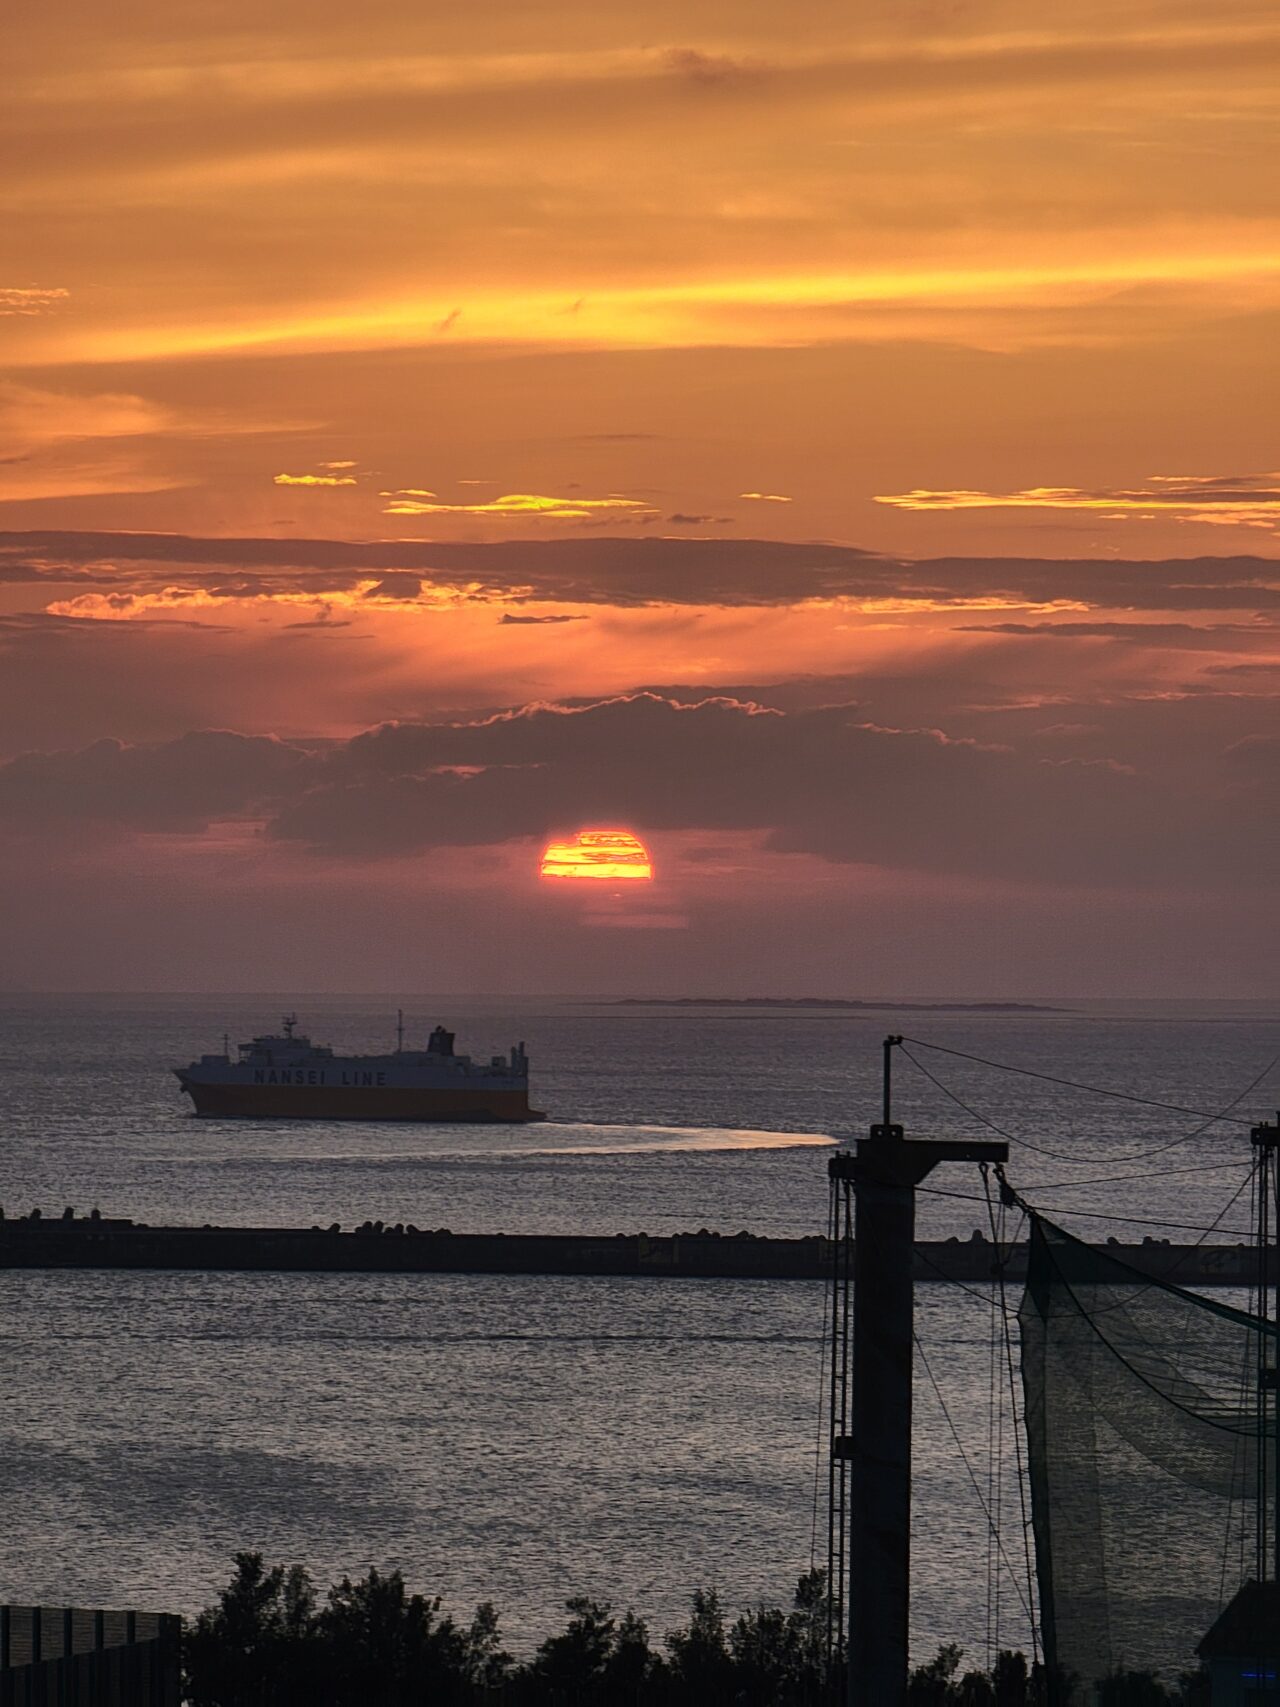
left=175, top=1014, right=544, bottom=1123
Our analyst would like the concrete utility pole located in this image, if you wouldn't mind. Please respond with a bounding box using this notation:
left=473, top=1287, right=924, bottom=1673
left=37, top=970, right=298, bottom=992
left=1252, top=1114, right=1279, bottom=1585
left=830, top=1036, right=1007, bottom=1707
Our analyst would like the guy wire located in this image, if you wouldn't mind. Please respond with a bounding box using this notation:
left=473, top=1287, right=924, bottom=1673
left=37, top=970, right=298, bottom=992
left=982, top=1167, right=1039, bottom=1666
left=913, top=1329, right=1034, bottom=1630
left=810, top=1182, right=834, bottom=1571
left=825, top=1175, right=840, bottom=1659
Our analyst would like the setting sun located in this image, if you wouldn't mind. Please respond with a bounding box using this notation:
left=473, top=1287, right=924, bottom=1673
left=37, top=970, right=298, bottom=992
left=539, top=829, right=654, bottom=882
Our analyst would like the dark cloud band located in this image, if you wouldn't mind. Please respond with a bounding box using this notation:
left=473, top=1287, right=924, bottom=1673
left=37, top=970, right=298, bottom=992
left=2, top=530, right=1277, bottom=612
left=0, top=690, right=1273, bottom=889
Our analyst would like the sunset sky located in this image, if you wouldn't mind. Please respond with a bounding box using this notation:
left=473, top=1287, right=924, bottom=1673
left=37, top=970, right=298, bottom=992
left=3, top=0, right=1278, bottom=994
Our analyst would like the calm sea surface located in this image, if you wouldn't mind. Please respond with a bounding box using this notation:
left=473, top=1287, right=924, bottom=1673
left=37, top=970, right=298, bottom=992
left=0, top=995, right=1274, bottom=1664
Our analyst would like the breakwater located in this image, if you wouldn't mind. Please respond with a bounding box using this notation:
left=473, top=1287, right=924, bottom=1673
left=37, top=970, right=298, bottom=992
left=0, top=1211, right=1270, bottom=1285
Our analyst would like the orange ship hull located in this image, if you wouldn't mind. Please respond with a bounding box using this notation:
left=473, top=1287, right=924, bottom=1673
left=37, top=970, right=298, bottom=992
left=182, top=1080, right=544, bottom=1123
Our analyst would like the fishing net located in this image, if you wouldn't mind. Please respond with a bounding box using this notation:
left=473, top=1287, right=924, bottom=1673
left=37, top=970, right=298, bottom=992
left=1018, top=1214, right=1277, bottom=1699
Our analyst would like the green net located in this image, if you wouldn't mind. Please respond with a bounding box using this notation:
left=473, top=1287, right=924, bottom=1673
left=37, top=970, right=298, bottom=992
left=1019, top=1215, right=1277, bottom=1698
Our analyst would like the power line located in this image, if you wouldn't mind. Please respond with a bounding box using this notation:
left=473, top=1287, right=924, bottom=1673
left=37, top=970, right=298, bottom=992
left=1033, top=1159, right=1251, bottom=1191
left=898, top=1034, right=1273, bottom=1129
left=899, top=1042, right=1278, bottom=1165
left=916, top=1182, right=1257, bottom=1239
left=913, top=1173, right=1255, bottom=1289
left=1015, top=1172, right=1257, bottom=1320
left=914, top=1242, right=1021, bottom=1312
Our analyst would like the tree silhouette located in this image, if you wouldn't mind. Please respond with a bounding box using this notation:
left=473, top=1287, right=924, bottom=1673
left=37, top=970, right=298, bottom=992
left=186, top=1556, right=1209, bottom=1707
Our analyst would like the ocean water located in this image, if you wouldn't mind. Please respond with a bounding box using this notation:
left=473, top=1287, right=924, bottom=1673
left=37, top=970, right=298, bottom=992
left=0, top=995, right=1274, bottom=1664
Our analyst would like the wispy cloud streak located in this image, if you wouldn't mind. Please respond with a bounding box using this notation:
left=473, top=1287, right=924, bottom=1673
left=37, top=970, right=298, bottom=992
left=876, top=472, right=1280, bottom=527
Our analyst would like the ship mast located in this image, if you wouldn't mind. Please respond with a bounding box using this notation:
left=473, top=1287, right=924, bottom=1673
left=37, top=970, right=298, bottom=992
left=396, top=1009, right=405, bottom=1053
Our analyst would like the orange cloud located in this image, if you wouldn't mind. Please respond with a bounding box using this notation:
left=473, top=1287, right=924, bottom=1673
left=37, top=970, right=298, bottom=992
left=17, top=240, right=1280, bottom=371
left=42, top=581, right=465, bottom=621
left=274, top=472, right=359, bottom=486
left=381, top=491, right=659, bottom=520
left=875, top=472, right=1280, bottom=527
left=0, top=382, right=172, bottom=453
left=739, top=491, right=793, bottom=503
left=0, top=464, right=186, bottom=504
left=0, top=287, right=68, bottom=315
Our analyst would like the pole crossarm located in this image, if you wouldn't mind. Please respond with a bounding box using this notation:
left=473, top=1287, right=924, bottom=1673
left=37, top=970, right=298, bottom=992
left=829, top=1138, right=1009, bottom=1189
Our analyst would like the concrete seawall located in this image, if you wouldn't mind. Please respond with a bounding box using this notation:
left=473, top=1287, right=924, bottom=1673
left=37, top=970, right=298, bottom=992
left=0, top=1215, right=1271, bottom=1285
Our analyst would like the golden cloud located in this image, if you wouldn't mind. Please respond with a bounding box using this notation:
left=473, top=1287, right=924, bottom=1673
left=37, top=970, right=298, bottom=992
left=274, top=472, right=359, bottom=487
left=0, top=382, right=172, bottom=452
left=0, top=464, right=187, bottom=504
left=380, top=491, right=659, bottom=520
left=875, top=473, right=1280, bottom=526
left=44, top=580, right=466, bottom=621
left=19, top=240, right=1280, bottom=371
left=0, top=287, right=69, bottom=315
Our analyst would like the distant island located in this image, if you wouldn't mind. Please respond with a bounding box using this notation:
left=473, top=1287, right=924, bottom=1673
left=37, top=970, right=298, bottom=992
left=608, top=997, right=1068, bottom=1012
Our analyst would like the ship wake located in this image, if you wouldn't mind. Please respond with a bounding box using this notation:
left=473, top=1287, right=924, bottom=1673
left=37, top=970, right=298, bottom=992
left=526, top=1123, right=836, bottom=1155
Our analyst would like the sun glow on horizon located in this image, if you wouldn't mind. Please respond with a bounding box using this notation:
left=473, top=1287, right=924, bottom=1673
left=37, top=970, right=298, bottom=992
left=540, top=828, right=654, bottom=882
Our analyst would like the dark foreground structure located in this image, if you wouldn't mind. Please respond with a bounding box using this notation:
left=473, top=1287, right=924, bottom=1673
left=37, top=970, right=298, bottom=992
left=0, top=1605, right=179, bottom=1707
left=0, top=1210, right=1270, bottom=1286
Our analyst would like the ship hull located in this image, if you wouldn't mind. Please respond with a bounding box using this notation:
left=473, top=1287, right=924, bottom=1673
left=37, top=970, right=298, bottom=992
left=180, top=1080, right=544, bottom=1123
